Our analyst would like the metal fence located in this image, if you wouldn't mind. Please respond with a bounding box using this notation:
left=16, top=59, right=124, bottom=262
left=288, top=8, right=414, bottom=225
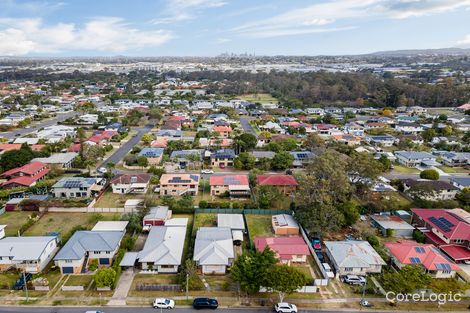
left=195, top=208, right=291, bottom=215
left=136, top=283, right=182, bottom=292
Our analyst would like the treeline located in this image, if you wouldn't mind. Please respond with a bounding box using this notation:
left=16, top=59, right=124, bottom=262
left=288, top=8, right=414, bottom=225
left=173, top=70, right=470, bottom=108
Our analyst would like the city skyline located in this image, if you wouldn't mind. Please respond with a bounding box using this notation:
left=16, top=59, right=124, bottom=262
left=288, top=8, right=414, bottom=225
left=0, top=0, right=470, bottom=57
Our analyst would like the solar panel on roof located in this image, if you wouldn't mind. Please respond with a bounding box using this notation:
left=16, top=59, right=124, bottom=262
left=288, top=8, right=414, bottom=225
left=409, top=257, right=421, bottom=264
left=435, top=263, right=451, bottom=271
left=415, top=247, right=425, bottom=253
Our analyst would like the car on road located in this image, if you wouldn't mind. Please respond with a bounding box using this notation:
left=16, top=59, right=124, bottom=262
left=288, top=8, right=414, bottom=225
left=201, top=169, right=214, bottom=174
left=360, top=299, right=373, bottom=307
left=193, top=297, right=218, bottom=310
left=153, top=185, right=161, bottom=193
left=274, top=302, right=298, bottom=313
left=341, top=275, right=366, bottom=285
left=85, top=311, right=105, bottom=313
left=153, top=298, right=175, bottom=309
left=97, top=167, right=107, bottom=174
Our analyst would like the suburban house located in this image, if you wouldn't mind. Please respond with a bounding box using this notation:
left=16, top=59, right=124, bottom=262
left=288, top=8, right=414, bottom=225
left=84, top=130, right=116, bottom=146
left=110, top=173, right=150, bottom=194
left=209, top=174, right=250, bottom=198
left=256, top=174, right=298, bottom=196
left=134, top=218, right=188, bottom=272
left=0, top=161, right=49, bottom=188
left=331, top=134, right=362, bottom=146
left=193, top=227, right=234, bottom=274
left=385, top=241, right=460, bottom=279
left=159, top=174, right=200, bottom=196
left=51, top=177, right=104, bottom=198
left=370, top=215, right=414, bottom=238
left=54, top=222, right=127, bottom=274
left=210, top=149, right=235, bottom=168
left=170, top=149, right=203, bottom=168
left=394, top=151, right=437, bottom=167
left=143, top=206, right=172, bottom=227
left=450, top=177, right=470, bottom=190
left=272, top=214, right=299, bottom=235
left=254, top=236, right=309, bottom=265
left=290, top=151, right=315, bottom=168
left=32, top=152, right=78, bottom=169
left=0, top=236, right=59, bottom=273
left=403, top=179, right=458, bottom=201
left=411, top=208, right=470, bottom=264
left=325, top=240, right=386, bottom=276
left=217, top=214, right=245, bottom=245
left=212, top=125, right=233, bottom=138
left=395, top=122, right=423, bottom=135
left=366, top=135, right=397, bottom=147
left=440, top=152, right=470, bottom=167
left=249, top=151, right=276, bottom=161
left=138, top=148, right=164, bottom=165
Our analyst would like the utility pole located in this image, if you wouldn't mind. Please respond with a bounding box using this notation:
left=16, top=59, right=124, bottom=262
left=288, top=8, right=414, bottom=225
left=186, top=273, right=189, bottom=301
left=23, top=272, right=28, bottom=302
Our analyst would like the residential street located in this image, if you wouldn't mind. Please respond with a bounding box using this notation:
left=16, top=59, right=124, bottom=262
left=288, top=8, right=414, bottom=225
left=97, top=121, right=155, bottom=170
left=239, top=117, right=257, bottom=137
left=1, top=111, right=79, bottom=140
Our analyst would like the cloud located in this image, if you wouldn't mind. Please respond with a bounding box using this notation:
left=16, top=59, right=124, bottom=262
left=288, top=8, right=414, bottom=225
left=151, top=0, right=227, bottom=24
left=0, top=0, right=66, bottom=15
left=216, top=37, right=231, bottom=44
left=456, top=34, right=470, bottom=47
left=232, top=0, right=470, bottom=38
left=0, top=17, right=173, bottom=56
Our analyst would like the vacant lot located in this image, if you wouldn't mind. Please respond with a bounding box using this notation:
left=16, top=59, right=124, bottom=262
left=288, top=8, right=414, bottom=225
left=392, top=164, right=420, bottom=174
left=24, top=212, right=121, bottom=237
left=239, top=93, right=278, bottom=104
left=94, top=191, right=145, bottom=208
left=0, top=211, right=33, bottom=236
left=245, top=214, right=273, bottom=239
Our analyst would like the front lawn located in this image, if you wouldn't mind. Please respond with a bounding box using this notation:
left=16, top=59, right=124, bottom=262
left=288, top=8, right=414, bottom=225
left=0, top=211, right=34, bottom=236
left=392, top=164, right=420, bottom=174
left=245, top=214, right=273, bottom=239
left=438, top=165, right=467, bottom=174
left=0, top=272, right=19, bottom=289
left=94, top=191, right=145, bottom=208
left=64, top=275, right=94, bottom=287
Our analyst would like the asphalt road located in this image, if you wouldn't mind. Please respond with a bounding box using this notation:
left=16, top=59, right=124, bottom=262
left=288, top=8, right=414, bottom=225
left=0, top=111, right=79, bottom=140
left=97, top=122, right=155, bottom=170
left=239, top=117, right=257, bottom=137
left=0, top=308, right=380, bottom=313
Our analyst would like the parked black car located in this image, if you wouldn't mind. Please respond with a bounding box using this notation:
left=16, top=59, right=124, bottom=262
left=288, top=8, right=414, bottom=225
left=193, top=298, right=218, bottom=310
left=13, top=273, right=32, bottom=290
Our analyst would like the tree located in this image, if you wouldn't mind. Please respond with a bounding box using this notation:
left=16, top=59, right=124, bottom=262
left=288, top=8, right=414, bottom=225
left=339, top=200, right=360, bottom=226
left=254, top=185, right=282, bottom=209
left=0, top=143, right=35, bottom=172
left=271, top=151, right=294, bottom=170
left=137, top=156, right=149, bottom=168
left=141, top=133, right=154, bottom=146
left=428, top=278, right=470, bottom=294
left=280, top=138, right=298, bottom=151
left=378, top=154, right=392, bottom=171
left=303, top=133, right=325, bottom=152
left=231, top=247, right=278, bottom=296
left=382, top=265, right=431, bottom=294
left=348, top=152, right=382, bottom=186
left=420, top=169, right=439, bottom=180
left=267, top=265, right=309, bottom=302
left=180, top=259, right=204, bottom=291
left=94, top=268, right=117, bottom=288
left=235, top=133, right=257, bottom=152
left=421, top=128, right=437, bottom=142
left=441, top=125, right=453, bottom=136
left=234, top=152, right=256, bottom=170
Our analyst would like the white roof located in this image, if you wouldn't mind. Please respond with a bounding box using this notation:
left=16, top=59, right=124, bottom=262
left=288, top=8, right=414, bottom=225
left=217, top=214, right=245, bottom=231
left=137, top=219, right=188, bottom=265
left=272, top=214, right=299, bottom=228
left=92, top=221, right=128, bottom=232
left=124, top=199, right=144, bottom=206
left=33, top=152, right=78, bottom=164
left=193, top=227, right=234, bottom=266
left=0, top=236, right=57, bottom=261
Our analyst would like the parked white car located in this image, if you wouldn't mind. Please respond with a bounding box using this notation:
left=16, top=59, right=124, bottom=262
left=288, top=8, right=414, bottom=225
left=153, top=298, right=175, bottom=309
left=274, top=302, right=297, bottom=313
left=341, top=275, right=366, bottom=285
left=201, top=169, right=214, bottom=174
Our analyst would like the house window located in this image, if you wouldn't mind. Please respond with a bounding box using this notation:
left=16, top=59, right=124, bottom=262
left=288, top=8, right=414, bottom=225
left=344, top=267, right=353, bottom=272
left=65, top=260, right=72, bottom=263
left=93, top=251, right=101, bottom=254
left=442, top=270, right=451, bottom=274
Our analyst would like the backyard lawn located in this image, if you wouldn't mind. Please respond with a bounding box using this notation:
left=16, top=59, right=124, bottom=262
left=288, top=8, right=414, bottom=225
left=381, top=192, right=413, bottom=209
left=245, top=214, right=273, bottom=239
left=0, top=211, right=33, bottom=236
left=191, top=213, right=217, bottom=237
left=94, top=191, right=145, bottom=208
left=239, top=93, right=278, bottom=104
left=24, top=212, right=121, bottom=237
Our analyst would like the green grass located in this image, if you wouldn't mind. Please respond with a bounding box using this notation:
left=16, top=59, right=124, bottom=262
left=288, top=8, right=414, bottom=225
left=64, top=275, right=94, bottom=287
left=0, top=272, right=19, bottom=289
left=292, top=264, right=314, bottom=281
left=238, top=93, right=278, bottom=104
left=0, top=211, right=34, bottom=236
left=191, top=213, right=217, bottom=237
left=94, top=191, right=145, bottom=208
left=24, top=212, right=121, bottom=236
left=438, top=165, right=467, bottom=174
left=392, top=164, right=420, bottom=174
left=381, top=192, right=413, bottom=209
left=245, top=214, right=273, bottom=239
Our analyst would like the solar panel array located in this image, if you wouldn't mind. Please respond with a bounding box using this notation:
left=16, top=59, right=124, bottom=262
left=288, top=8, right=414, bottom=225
left=190, top=175, right=199, bottom=182
left=409, top=257, right=421, bottom=264
left=435, top=263, right=452, bottom=271
left=414, top=246, right=425, bottom=253
left=63, top=181, right=83, bottom=188
left=429, top=216, right=454, bottom=233
left=168, top=176, right=192, bottom=183
left=223, top=177, right=241, bottom=185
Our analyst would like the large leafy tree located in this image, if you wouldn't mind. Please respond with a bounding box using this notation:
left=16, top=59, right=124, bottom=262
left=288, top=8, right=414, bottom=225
left=271, top=151, right=294, bottom=170
left=231, top=247, right=277, bottom=296
left=347, top=152, right=383, bottom=186
left=234, top=133, right=257, bottom=152
left=382, top=265, right=431, bottom=294
left=267, top=265, right=310, bottom=302
left=0, top=143, right=36, bottom=172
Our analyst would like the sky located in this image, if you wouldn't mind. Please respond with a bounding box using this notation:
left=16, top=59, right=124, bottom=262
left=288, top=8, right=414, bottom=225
left=0, top=0, right=470, bottom=57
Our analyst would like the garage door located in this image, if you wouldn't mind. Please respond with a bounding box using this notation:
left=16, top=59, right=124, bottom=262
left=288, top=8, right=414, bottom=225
left=99, top=258, right=110, bottom=265
left=62, top=267, right=74, bottom=274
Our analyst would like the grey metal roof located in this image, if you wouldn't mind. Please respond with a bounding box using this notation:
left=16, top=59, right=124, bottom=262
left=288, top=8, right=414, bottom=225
left=52, top=177, right=97, bottom=189
left=394, top=151, right=434, bottom=160
left=120, top=252, right=138, bottom=267
left=193, top=227, right=233, bottom=266
left=217, top=214, right=245, bottom=231
left=0, top=236, right=57, bottom=261
left=325, top=240, right=386, bottom=268
left=54, top=231, right=124, bottom=260
left=144, top=206, right=169, bottom=221
left=451, top=177, right=470, bottom=187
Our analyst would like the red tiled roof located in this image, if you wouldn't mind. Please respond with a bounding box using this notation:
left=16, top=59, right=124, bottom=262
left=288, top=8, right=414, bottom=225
left=110, top=173, right=150, bottom=185
left=256, top=175, right=298, bottom=186
left=412, top=208, right=470, bottom=241
left=254, top=236, right=309, bottom=260
left=209, top=174, right=249, bottom=186
left=1, top=161, right=48, bottom=178
left=213, top=125, right=232, bottom=133
left=385, top=240, right=460, bottom=271
left=68, top=143, right=81, bottom=152
left=440, top=245, right=470, bottom=261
